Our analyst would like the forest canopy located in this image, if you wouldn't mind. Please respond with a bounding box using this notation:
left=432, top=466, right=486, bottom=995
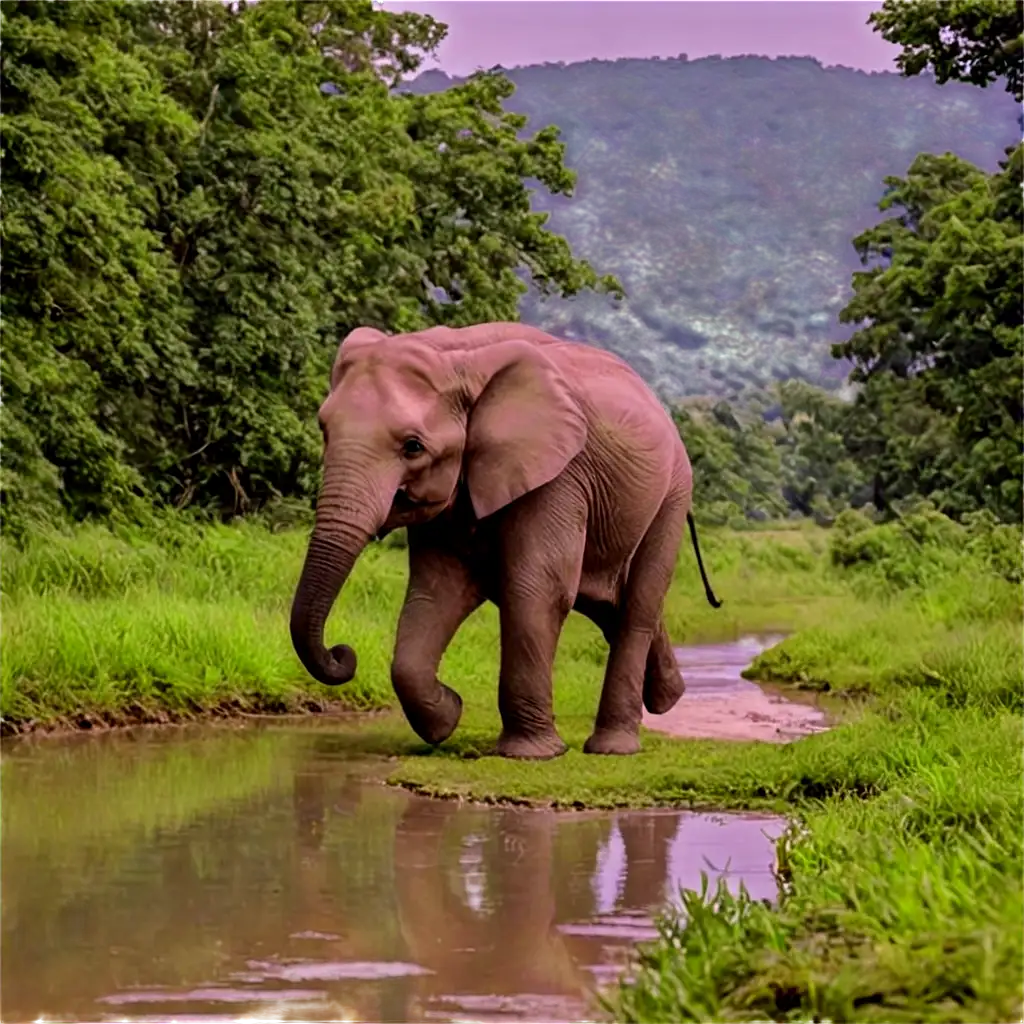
left=0, top=0, right=618, bottom=532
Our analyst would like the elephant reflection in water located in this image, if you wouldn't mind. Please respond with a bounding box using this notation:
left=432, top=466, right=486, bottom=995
left=394, top=799, right=589, bottom=1000
left=613, top=811, right=682, bottom=911
left=391, top=798, right=684, bottom=1009
left=285, top=754, right=685, bottom=1017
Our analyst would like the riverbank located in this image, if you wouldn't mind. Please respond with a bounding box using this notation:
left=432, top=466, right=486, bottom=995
left=3, top=509, right=1021, bottom=1021
left=1, top=515, right=837, bottom=736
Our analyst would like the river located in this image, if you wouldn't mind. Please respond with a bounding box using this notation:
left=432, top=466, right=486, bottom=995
left=1, top=637, right=823, bottom=1023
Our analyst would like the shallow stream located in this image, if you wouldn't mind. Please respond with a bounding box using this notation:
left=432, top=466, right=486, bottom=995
left=1, top=637, right=823, bottom=1023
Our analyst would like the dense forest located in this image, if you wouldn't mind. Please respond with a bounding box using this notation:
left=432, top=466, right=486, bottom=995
left=404, top=53, right=1020, bottom=400
left=1, top=0, right=1021, bottom=533
left=1, top=0, right=619, bottom=531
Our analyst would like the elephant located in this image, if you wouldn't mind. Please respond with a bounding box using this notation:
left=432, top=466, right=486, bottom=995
left=289, top=321, right=721, bottom=759
left=392, top=798, right=591, bottom=1008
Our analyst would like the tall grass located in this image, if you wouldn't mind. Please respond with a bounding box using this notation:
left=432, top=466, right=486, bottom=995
left=1, top=516, right=847, bottom=729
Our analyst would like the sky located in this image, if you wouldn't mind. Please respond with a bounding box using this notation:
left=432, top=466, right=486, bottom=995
left=379, top=1, right=899, bottom=78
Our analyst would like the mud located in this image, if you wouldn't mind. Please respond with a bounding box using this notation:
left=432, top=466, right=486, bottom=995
left=643, top=635, right=830, bottom=743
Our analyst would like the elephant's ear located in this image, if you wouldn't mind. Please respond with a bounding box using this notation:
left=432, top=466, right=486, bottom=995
left=459, top=340, right=588, bottom=520
left=331, top=326, right=387, bottom=389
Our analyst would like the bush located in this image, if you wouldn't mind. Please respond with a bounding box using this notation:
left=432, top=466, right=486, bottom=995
left=828, top=503, right=1022, bottom=588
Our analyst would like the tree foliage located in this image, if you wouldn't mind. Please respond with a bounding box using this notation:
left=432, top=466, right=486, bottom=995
left=825, top=0, right=1024, bottom=523
left=833, top=145, right=1022, bottom=521
left=672, top=382, right=871, bottom=527
left=0, top=0, right=618, bottom=535
left=869, top=0, right=1023, bottom=102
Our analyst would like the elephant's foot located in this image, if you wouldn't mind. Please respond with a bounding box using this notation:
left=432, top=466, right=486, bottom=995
left=642, top=629, right=686, bottom=715
left=643, top=670, right=686, bottom=715
left=495, top=728, right=568, bottom=760
left=583, top=728, right=641, bottom=756
left=402, top=683, right=463, bottom=746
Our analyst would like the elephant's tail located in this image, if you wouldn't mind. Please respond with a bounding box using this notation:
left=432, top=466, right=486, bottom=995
left=687, top=512, right=722, bottom=609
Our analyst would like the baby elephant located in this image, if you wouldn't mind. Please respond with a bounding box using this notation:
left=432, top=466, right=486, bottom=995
left=290, top=321, right=721, bottom=759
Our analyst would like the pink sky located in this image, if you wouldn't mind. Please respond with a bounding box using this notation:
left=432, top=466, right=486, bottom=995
left=381, top=1, right=898, bottom=76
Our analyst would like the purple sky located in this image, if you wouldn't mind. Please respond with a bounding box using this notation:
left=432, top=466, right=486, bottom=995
left=380, top=1, right=898, bottom=77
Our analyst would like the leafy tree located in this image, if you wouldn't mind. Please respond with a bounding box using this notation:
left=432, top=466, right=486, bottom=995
left=832, top=0, right=1024, bottom=522
left=1, top=0, right=198, bottom=530
left=774, top=381, right=869, bottom=519
left=672, top=399, right=787, bottom=525
left=869, top=0, right=1023, bottom=102
left=0, top=0, right=619, bottom=533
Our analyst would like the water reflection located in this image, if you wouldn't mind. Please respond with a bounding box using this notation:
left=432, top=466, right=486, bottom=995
left=2, top=726, right=784, bottom=1023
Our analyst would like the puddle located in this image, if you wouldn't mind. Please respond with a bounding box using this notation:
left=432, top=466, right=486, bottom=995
left=2, top=721, right=785, bottom=1023
left=643, top=634, right=830, bottom=742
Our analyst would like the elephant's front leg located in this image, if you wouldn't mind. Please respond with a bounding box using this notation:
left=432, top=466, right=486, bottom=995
left=391, top=535, right=484, bottom=746
left=494, top=500, right=586, bottom=760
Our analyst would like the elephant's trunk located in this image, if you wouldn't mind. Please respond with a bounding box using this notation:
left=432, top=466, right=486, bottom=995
left=290, top=476, right=384, bottom=686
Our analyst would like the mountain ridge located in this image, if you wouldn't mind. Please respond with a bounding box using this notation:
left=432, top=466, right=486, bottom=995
left=400, top=54, right=1020, bottom=401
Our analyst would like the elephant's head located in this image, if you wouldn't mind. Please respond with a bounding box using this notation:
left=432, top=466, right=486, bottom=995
left=289, top=325, right=587, bottom=688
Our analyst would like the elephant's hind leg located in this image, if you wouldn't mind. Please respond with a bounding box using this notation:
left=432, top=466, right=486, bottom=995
left=391, top=536, right=484, bottom=746
left=573, top=597, right=683, bottom=714
left=584, top=494, right=688, bottom=755
left=643, top=622, right=685, bottom=715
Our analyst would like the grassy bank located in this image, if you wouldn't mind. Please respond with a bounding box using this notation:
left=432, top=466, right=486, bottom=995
left=2, top=508, right=1021, bottom=1021
left=372, top=512, right=1023, bottom=1019
left=1, top=514, right=838, bottom=732
left=602, top=511, right=1023, bottom=1023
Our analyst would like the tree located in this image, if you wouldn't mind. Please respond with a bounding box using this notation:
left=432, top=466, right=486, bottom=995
left=0, top=0, right=620, bottom=532
left=834, top=145, right=1022, bottom=521
left=672, top=399, right=787, bottom=524
left=869, top=0, right=1023, bottom=102
left=825, top=0, right=1024, bottom=523
left=0, top=0, right=198, bottom=530
left=774, top=381, right=869, bottom=519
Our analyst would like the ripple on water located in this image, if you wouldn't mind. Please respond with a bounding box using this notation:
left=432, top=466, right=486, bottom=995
left=3, top=638, right=791, bottom=1024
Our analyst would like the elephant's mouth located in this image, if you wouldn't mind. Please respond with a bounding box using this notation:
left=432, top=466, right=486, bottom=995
left=393, top=489, right=433, bottom=512
left=377, top=490, right=449, bottom=539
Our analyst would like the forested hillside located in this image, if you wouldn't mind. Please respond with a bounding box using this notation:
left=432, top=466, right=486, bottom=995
left=403, top=56, right=1019, bottom=400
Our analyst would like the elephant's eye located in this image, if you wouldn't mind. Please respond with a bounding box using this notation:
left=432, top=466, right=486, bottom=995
left=401, top=438, right=426, bottom=459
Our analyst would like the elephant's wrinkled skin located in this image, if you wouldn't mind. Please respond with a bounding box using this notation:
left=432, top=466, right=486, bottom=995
left=290, top=322, right=721, bottom=758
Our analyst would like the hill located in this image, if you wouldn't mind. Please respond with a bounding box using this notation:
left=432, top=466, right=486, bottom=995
left=402, top=55, right=1020, bottom=400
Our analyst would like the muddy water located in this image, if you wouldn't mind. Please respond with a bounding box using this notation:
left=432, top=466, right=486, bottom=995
left=644, top=635, right=830, bottom=742
left=2, top=721, right=786, bottom=1024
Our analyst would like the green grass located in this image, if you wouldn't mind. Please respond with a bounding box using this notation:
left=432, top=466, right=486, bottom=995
left=0, top=516, right=842, bottom=729
left=2, top=510, right=1021, bottom=1021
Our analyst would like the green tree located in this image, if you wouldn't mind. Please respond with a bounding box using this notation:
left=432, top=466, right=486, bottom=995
left=869, top=0, right=1023, bottom=102
left=0, top=0, right=620, bottom=532
left=1, top=0, right=198, bottom=532
left=835, top=147, right=1022, bottom=521
left=774, top=381, right=869, bottom=519
left=672, top=399, right=787, bottom=525
left=830, top=0, right=1024, bottom=522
